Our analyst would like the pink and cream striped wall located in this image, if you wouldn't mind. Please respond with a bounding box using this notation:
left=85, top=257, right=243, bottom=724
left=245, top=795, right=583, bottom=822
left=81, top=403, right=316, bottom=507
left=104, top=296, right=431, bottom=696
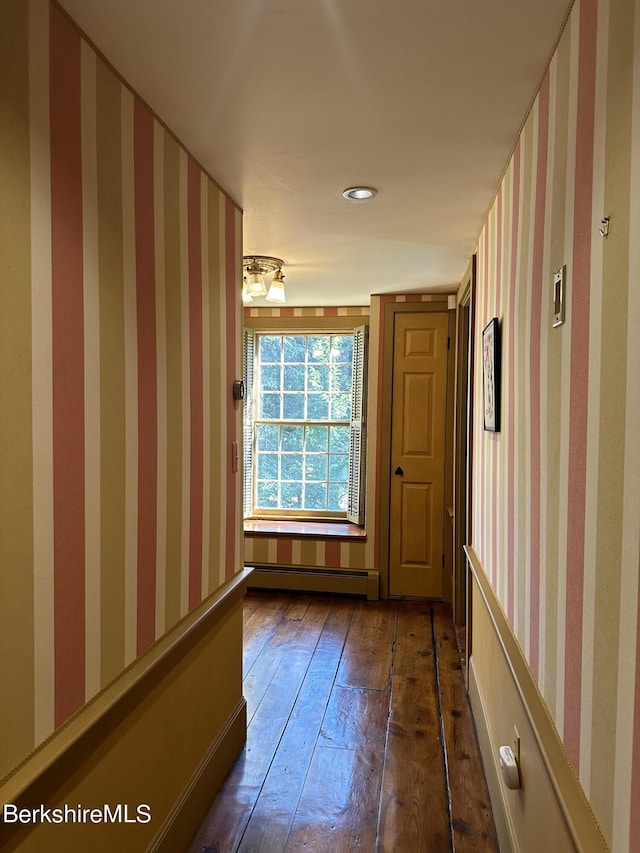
left=471, top=0, right=640, bottom=846
left=244, top=306, right=370, bottom=320
left=0, top=0, right=243, bottom=780
left=244, top=536, right=368, bottom=572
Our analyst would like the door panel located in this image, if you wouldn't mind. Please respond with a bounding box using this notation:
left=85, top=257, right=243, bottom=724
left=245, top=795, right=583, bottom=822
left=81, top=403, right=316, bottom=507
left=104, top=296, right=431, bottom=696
left=400, top=482, right=432, bottom=565
left=390, top=312, right=449, bottom=597
left=402, top=373, right=435, bottom=455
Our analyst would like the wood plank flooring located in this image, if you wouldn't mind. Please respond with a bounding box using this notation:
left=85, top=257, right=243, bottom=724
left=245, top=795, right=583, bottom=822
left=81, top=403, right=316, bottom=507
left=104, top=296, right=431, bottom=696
left=189, top=593, right=497, bottom=853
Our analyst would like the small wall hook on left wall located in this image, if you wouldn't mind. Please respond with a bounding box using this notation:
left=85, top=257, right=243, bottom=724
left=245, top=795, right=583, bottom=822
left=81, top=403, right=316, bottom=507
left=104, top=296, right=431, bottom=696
left=599, top=216, right=610, bottom=238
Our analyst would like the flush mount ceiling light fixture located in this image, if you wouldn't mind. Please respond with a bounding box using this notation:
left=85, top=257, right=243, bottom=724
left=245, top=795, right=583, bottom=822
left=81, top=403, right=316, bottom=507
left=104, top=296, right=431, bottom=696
left=242, top=255, right=286, bottom=304
left=342, top=186, right=377, bottom=201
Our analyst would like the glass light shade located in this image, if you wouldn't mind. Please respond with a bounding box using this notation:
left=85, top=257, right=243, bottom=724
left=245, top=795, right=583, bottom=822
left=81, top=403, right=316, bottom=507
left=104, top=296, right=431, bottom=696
left=246, top=270, right=267, bottom=297
left=266, top=272, right=286, bottom=304
left=242, top=280, right=253, bottom=303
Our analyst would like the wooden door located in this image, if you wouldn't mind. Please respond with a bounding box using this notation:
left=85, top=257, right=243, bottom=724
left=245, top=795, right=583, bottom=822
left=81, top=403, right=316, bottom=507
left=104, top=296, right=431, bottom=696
left=389, top=312, right=449, bottom=597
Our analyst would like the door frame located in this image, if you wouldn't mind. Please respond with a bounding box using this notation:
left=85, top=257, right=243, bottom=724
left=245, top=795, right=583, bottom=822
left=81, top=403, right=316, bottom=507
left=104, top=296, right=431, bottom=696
left=452, top=257, right=476, bottom=671
left=378, top=298, right=455, bottom=599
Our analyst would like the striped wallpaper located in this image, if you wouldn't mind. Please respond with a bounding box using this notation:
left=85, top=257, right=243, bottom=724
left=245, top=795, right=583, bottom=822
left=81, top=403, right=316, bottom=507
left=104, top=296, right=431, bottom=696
left=0, top=0, right=243, bottom=780
left=244, top=306, right=370, bottom=319
left=471, top=0, right=640, bottom=847
left=245, top=536, right=368, bottom=571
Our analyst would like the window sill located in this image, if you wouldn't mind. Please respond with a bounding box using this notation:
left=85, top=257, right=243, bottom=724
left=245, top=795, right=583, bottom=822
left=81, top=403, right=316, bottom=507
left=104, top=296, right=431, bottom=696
left=244, top=519, right=366, bottom=540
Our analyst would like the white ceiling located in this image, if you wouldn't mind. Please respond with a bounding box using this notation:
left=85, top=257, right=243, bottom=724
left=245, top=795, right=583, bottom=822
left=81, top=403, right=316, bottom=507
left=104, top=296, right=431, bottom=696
left=59, top=0, right=571, bottom=306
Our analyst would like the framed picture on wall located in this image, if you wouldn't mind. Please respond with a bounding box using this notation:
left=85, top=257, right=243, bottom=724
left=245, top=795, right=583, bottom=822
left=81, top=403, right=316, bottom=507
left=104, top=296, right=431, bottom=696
left=482, top=317, right=500, bottom=432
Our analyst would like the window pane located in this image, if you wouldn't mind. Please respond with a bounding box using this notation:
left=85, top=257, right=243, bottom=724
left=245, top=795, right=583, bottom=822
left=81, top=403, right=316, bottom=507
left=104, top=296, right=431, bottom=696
left=331, top=335, right=353, bottom=363
left=281, top=425, right=303, bottom=451
left=283, top=335, right=306, bottom=363
left=281, top=454, right=303, bottom=481
left=328, top=483, right=348, bottom=511
left=305, top=455, right=327, bottom=481
left=257, top=424, right=279, bottom=451
left=307, top=365, right=329, bottom=391
left=259, top=336, right=282, bottom=363
left=329, top=453, right=349, bottom=482
left=307, top=394, right=329, bottom=420
left=284, top=364, right=305, bottom=391
left=308, top=336, right=330, bottom=363
left=331, top=364, right=352, bottom=392
left=256, top=481, right=278, bottom=508
left=330, top=394, right=351, bottom=421
left=257, top=453, right=278, bottom=480
left=329, top=426, right=350, bottom=452
left=260, top=392, right=281, bottom=419
left=304, top=482, right=327, bottom=510
left=281, top=481, right=303, bottom=509
left=305, top=426, right=328, bottom=452
left=283, top=394, right=304, bottom=419
left=260, top=364, right=281, bottom=390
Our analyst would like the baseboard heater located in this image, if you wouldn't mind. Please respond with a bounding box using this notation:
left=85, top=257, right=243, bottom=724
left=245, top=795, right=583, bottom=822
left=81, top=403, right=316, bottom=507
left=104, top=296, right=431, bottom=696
left=247, top=565, right=379, bottom=600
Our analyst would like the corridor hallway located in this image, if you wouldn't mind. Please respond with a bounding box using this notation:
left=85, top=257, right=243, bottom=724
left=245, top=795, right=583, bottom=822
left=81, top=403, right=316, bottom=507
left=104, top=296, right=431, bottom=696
left=190, top=592, right=497, bottom=852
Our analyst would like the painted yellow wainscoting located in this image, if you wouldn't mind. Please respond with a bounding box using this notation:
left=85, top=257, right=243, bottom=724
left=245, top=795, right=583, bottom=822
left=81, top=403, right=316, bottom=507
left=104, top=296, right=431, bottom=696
left=0, top=570, right=251, bottom=853
left=465, top=547, right=607, bottom=853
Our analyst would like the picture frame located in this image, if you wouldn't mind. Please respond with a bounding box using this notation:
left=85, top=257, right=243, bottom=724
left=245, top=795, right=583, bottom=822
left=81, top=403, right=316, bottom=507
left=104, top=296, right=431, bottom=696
left=482, top=317, right=500, bottom=432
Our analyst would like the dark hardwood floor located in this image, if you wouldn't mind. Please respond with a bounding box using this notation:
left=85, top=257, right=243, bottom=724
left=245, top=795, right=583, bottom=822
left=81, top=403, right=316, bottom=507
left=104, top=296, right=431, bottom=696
left=189, top=592, right=497, bottom=853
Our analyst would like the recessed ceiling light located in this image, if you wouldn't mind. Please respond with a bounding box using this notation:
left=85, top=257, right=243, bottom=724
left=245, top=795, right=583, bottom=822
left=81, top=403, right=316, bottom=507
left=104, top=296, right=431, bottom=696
left=342, top=186, right=377, bottom=201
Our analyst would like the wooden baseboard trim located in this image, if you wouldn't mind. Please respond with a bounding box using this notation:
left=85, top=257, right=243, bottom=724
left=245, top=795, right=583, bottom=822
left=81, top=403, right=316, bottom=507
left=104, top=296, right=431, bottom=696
left=147, top=699, right=246, bottom=853
left=464, top=545, right=608, bottom=853
left=247, top=566, right=379, bottom=600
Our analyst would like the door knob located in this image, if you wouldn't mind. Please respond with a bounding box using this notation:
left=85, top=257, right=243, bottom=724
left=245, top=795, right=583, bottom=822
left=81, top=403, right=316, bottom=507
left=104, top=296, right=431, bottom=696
left=394, top=466, right=404, bottom=476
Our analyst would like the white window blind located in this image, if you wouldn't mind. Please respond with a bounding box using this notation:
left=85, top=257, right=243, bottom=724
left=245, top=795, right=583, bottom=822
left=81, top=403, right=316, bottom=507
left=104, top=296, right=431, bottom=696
left=347, top=324, right=368, bottom=525
left=242, top=328, right=255, bottom=519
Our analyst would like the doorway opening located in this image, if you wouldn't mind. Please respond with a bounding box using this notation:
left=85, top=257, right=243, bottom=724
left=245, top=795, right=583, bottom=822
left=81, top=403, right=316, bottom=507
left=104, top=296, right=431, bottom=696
left=453, top=257, right=475, bottom=674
